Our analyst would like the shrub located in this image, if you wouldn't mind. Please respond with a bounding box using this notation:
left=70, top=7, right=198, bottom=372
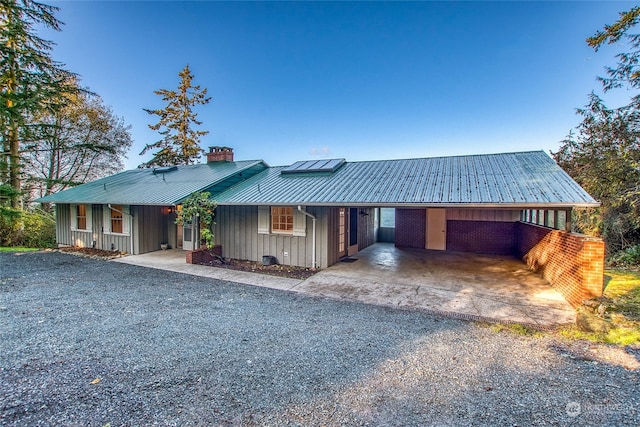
left=609, top=244, right=640, bottom=267
left=0, top=207, right=56, bottom=248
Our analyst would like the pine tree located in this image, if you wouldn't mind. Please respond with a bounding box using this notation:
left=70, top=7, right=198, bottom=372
left=141, top=65, right=211, bottom=167
left=0, top=0, right=77, bottom=208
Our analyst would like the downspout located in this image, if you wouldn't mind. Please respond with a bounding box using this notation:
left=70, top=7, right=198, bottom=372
left=298, top=206, right=317, bottom=270
left=108, top=204, right=134, bottom=255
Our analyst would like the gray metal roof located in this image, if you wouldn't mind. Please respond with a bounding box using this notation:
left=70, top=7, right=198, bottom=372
left=37, top=160, right=267, bottom=205
left=213, top=151, right=599, bottom=208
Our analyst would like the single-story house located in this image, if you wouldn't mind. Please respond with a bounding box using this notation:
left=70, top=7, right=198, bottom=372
left=38, top=146, right=604, bottom=306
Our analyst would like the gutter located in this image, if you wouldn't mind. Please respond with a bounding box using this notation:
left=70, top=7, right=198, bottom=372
left=108, top=204, right=134, bottom=255
left=297, top=206, right=317, bottom=270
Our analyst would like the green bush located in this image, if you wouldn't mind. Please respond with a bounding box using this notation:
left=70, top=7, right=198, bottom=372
left=609, top=244, right=640, bottom=267
left=0, top=207, right=56, bottom=248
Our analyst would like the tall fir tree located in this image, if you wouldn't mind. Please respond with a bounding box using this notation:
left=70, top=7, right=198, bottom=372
left=553, top=6, right=640, bottom=252
left=141, top=65, right=211, bottom=167
left=0, top=0, right=77, bottom=208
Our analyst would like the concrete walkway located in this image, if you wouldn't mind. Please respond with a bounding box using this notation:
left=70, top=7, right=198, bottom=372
left=113, top=244, right=576, bottom=328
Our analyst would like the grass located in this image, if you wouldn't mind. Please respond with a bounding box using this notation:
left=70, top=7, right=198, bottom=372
left=486, top=269, right=640, bottom=346
left=486, top=322, right=545, bottom=337
left=0, top=246, right=41, bottom=252
left=558, top=269, right=640, bottom=346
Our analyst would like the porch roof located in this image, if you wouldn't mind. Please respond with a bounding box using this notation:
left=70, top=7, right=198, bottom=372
left=213, top=151, right=599, bottom=208
left=36, top=160, right=267, bottom=206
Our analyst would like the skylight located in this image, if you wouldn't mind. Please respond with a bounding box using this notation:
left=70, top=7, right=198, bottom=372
left=281, top=158, right=346, bottom=175
left=153, top=166, right=178, bottom=174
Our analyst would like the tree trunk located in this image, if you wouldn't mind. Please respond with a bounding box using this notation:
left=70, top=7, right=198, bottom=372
left=8, top=122, right=21, bottom=208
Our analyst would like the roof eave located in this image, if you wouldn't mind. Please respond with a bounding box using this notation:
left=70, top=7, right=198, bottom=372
left=215, top=201, right=600, bottom=209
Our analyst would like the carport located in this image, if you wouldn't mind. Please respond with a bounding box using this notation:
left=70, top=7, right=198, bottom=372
left=293, top=242, right=576, bottom=327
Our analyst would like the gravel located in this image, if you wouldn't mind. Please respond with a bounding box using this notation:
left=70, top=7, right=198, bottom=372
left=1, top=251, right=638, bottom=426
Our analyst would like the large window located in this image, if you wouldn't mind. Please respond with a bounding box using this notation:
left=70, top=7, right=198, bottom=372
left=110, top=205, right=124, bottom=234
left=271, top=207, right=293, bottom=233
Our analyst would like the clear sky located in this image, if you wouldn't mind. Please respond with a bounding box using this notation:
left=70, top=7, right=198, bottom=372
left=42, top=1, right=637, bottom=170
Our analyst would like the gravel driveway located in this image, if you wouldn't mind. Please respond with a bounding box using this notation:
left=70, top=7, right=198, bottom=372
left=1, top=251, right=638, bottom=426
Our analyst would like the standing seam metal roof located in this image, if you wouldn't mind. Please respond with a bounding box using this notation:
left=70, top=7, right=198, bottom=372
left=213, top=151, right=598, bottom=207
left=36, top=160, right=267, bottom=205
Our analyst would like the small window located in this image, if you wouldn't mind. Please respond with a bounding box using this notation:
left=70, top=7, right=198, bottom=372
left=77, top=204, right=87, bottom=230
left=380, top=208, right=396, bottom=228
left=271, top=207, right=293, bottom=233
left=111, top=205, right=124, bottom=234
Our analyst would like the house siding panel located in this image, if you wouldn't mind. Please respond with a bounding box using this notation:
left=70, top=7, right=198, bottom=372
left=214, top=205, right=330, bottom=269
left=447, top=209, right=520, bottom=222
left=132, top=205, right=173, bottom=254
left=357, top=207, right=376, bottom=251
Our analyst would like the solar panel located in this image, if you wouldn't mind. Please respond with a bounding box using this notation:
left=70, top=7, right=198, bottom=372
left=281, top=158, right=346, bottom=174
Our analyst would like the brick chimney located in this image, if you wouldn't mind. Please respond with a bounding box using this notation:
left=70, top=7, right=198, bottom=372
left=207, top=146, right=234, bottom=163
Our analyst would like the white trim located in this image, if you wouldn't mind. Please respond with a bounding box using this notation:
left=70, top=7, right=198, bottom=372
left=257, top=206, right=270, bottom=234
left=70, top=204, right=77, bottom=231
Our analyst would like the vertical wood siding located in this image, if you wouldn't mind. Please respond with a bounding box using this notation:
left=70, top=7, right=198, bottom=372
left=357, top=207, right=376, bottom=250
left=447, top=208, right=520, bottom=222
left=55, top=203, right=132, bottom=253
left=214, top=205, right=335, bottom=268
left=133, top=206, right=176, bottom=254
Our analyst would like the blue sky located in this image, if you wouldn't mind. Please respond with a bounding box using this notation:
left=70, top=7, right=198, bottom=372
left=43, top=1, right=636, bottom=169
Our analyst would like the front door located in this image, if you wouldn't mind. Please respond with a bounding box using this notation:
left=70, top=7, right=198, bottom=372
left=348, top=207, right=359, bottom=254
left=338, top=208, right=346, bottom=258
left=177, top=222, right=183, bottom=249
left=426, top=208, right=446, bottom=250
left=182, top=217, right=198, bottom=251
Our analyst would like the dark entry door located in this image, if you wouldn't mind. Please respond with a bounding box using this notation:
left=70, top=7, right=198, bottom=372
left=349, top=208, right=358, bottom=246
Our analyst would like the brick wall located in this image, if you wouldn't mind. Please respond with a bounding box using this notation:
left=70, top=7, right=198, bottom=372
left=186, top=245, right=222, bottom=264
left=447, top=220, right=516, bottom=255
left=395, top=209, right=426, bottom=249
left=516, top=222, right=604, bottom=307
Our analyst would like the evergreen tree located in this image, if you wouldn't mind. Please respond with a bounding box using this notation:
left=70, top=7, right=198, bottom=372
left=141, top=65, right=211, bottom=167
left=0, top=0, right=77, bottom=207
left=553, top=6, right=640, bottom=252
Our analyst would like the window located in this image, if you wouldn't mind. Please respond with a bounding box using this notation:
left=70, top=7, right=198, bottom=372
left=77, top=204, right=87, bottom=230
left=103, top=205, right=129, bottom=235
left=258, top=206, right=306, bottom=236
left=271, top=207, right=293, bottom=233
left=71, top=204, right=92, bottom=231
left=110, top=205, right=124, bottom=234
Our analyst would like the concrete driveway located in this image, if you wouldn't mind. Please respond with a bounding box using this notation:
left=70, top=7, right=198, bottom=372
left=294, top=244, right=575, bottom=328
left=114, top=243, right=575, bottom=328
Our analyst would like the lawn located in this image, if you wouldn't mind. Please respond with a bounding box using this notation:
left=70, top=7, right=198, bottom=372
left=0, top=247, right=41, bottom=252
left=560, top=269, right=640, bottom=346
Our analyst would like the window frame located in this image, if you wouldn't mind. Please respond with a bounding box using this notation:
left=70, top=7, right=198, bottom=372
left=271, top=206, right=294, bottom=234
left=103, top=204, right=130, bottom=236
left=70, top=204, right=92, bottom=232
left=258, top=205, right=306, bottom=237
